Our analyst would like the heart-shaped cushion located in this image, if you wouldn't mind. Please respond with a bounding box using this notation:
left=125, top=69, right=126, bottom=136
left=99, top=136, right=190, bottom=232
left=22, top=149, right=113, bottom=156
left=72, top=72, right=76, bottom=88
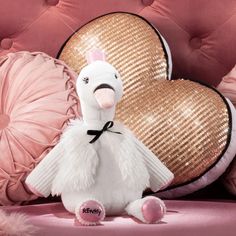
left=58, top=12, right=236, bottom=197
left=0, top=51, right=80, bottom=205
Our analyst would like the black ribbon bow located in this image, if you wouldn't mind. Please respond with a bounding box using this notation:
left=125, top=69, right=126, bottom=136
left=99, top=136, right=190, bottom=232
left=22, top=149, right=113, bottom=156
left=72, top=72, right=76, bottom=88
left=87, top=121, right=121, bottom=144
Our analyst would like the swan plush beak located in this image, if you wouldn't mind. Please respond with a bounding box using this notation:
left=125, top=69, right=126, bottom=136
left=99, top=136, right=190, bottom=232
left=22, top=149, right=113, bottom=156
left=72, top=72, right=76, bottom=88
left=94, top=85, right=115, bottom=109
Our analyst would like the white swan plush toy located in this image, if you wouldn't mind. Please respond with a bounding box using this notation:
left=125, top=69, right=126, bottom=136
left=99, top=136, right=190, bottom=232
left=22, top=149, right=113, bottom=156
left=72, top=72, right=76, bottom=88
left=26, top=49, right=174, bottom=226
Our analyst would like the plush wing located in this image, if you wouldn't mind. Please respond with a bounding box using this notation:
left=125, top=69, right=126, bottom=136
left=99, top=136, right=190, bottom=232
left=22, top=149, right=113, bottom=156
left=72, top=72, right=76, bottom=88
left=26, top=119, right=99, bottom=197
left=51, top=141, right=99, bottom=195
left=133, top=136, right=174, bottom=192
left=116, top=123, right=174, bottom=192
left=25, top=141, right=64, bottom=198
left=51, top=119, right=99, bottom=195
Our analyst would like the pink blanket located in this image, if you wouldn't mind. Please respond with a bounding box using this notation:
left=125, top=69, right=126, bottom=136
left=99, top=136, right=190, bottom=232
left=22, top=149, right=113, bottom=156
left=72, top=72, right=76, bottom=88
left=2, top=200, right=236, bottom=236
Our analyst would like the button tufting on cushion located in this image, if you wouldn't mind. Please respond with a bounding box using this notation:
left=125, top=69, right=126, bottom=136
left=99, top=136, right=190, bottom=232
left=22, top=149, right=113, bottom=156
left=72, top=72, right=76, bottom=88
left=189, top=37, right=202, bottom=49
left=1, top=38, right=13, bottom=50
left=142, top=0, right=154, bottom=6
left=46, top=0, right=59, bottom=6
left=0, top=114, right=10, bottom=130
left=0, top=0, right=236, bottom=87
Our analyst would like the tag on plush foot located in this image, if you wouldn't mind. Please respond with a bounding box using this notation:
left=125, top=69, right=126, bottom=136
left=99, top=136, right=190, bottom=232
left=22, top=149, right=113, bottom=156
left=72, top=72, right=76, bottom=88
left=75, top=200, right=105, bottom=226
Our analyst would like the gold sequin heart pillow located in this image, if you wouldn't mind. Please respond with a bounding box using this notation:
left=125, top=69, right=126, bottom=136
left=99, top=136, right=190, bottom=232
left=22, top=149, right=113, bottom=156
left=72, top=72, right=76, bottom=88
left=58, top=13, right=236, bottom=198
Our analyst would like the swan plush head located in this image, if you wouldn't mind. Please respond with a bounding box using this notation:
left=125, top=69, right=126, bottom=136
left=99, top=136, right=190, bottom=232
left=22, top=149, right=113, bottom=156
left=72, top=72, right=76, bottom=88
left=76, top=50, right=123, bottom=111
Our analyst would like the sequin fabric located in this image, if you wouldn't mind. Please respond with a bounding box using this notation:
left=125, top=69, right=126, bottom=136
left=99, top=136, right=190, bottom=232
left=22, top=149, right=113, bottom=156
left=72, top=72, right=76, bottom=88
left=59, top=13, right=229, bottom=187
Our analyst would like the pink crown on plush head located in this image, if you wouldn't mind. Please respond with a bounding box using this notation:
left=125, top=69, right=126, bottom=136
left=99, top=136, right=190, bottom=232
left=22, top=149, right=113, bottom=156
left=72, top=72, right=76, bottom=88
left=86, top=49, right=106, bottom=64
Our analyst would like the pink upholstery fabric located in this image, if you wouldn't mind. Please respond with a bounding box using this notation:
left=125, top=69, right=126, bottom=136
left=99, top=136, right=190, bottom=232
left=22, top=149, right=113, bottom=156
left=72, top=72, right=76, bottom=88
left=217, top=65, right=236, bottom=107
left=0, top=51, right=80, bottom=205
left=2, top=201, right=236, bottom=236
left=0, top=0, right=236, bottom=86
left=223, top=158, right=236, bottom=195
left=0, top=0, right=143, bottom=58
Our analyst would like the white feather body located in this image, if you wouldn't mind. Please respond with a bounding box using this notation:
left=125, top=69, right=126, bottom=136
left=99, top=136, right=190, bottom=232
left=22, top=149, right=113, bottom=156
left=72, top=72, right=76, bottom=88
left=51, top=119, right=150, bottom=215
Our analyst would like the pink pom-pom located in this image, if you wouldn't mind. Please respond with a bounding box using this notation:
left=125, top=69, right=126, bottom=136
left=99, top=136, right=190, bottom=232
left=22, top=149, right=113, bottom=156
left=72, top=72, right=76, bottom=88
left=86, top=49, right=106, bottom=64
left=0, top=209, right=38, bottom=235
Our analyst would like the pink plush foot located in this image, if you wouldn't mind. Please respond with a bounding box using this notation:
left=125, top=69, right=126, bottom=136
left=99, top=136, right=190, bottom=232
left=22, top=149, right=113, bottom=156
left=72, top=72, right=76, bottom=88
left=141, top=198, right=166, bottom=223
left=76, top=200, right=105, bottom=226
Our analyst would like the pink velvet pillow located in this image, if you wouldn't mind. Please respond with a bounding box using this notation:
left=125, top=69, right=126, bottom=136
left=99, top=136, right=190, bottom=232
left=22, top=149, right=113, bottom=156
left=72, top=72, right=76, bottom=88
left=217, top=65, right=236, bottom=107
left=223, top=158, right=236, bottom=195
left=0, top=51, right=80, bottom=205
left=217, top=65, right=236, bottom=196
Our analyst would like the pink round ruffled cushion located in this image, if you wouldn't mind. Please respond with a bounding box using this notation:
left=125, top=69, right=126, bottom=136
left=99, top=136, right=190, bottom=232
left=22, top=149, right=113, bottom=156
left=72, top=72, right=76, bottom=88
left=217, top=65, right=236, bottom=196
left=0, top=51, right=80, bottom=205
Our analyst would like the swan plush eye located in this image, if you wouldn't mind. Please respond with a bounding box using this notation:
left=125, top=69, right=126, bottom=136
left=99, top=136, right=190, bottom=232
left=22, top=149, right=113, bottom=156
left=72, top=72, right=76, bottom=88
left=114, top=74, right=118, bottom=79
left=82, top=77, right=89, bottom=84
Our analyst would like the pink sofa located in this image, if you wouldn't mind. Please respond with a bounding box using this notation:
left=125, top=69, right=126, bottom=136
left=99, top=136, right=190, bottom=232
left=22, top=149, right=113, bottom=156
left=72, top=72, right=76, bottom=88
left=1, top=0, right=236, bottom=235
left=1, top=0, right=236, bottom=86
